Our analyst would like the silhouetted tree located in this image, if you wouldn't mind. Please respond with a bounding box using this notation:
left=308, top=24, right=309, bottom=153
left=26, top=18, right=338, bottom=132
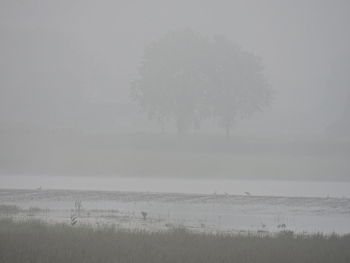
left=207, top=36, right=271, bottom=137
left=132, top=29, right=211, bottom=135
left=132, top=30, right=271, bottom=136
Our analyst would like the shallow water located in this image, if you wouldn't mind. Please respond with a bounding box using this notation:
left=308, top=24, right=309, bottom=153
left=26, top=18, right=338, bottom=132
left=1, top=175, right=350, bottom=198
left=1, top=189, right=350, bottom=234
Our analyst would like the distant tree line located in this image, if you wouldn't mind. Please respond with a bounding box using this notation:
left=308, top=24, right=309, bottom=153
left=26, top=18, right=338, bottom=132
left=132, top=29, right=272, bottom=137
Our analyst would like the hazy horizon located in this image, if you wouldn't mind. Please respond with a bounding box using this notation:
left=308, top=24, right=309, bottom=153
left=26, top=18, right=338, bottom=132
left=2, top=2, right=350, bottom=251
left=1, top=0, right=349, bottom=136
left=1, top=0, right=350, bottom=182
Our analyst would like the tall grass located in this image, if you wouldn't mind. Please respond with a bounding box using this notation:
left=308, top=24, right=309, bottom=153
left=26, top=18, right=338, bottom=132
left=0, top=204, right=20, bottom=215
left=0, top=219, right=349, bottom=263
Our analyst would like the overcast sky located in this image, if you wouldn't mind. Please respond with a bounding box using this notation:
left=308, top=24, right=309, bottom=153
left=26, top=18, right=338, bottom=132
left=1, top=0, right=349, bottom=135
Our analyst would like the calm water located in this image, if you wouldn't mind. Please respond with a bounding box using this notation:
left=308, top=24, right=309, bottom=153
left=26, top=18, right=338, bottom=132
left=1, top=175, right=350, bottom=198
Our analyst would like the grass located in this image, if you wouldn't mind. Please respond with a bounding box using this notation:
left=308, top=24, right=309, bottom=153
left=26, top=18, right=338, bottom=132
left=0, top=204, right=49, bottom=216
left=0, top=219, right=350, bottom=263
left=1, top=132, right=350, bottom=180
left=0, top=204, right=20, bottom=215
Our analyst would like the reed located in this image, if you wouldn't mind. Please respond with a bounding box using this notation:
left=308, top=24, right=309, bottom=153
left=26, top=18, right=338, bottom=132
left=0, top=219, right=349, bottom=263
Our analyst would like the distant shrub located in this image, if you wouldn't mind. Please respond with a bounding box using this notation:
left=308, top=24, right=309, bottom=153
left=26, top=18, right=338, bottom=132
left=28, top=207, right=43, bottom=213
left=141, top=211, right=148, bottom=220
left=277, top=230, right=295, bottom=238
left=0, top=204, right=20, bottom=215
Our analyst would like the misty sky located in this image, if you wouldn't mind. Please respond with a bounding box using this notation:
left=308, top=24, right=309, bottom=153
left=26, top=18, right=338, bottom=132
left=1, top=0, right=350, bottom=135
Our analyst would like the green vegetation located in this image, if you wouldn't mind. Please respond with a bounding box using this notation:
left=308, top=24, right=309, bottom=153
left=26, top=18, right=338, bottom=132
left=1, top=219, right=349, bottom=263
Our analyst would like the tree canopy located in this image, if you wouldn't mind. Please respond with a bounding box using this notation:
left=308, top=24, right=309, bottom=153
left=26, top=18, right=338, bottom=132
left=132, top=29, right=271, bottom=136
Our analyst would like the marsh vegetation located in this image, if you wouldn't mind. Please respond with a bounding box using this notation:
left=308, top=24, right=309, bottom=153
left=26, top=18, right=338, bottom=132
left=1, top=219, right=349, bottom=263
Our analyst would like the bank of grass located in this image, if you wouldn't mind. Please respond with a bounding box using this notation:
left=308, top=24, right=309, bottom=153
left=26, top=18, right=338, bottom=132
left=0, top=204, right=20, bottom=215
left=2, top=132, right=350, bottom=180
left=0, top=219, right=349, bottom=263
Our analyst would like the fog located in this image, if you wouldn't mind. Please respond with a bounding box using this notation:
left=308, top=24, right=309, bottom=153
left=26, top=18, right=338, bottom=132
left=2, top=2, right=350, bottom=253
left=1, top=0, right=350, bottom=183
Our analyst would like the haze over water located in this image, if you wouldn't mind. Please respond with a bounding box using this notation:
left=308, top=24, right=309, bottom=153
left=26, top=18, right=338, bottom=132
left=1, top=175, right=350, bottom=199
left=1, top=0, right=350, bottom=198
